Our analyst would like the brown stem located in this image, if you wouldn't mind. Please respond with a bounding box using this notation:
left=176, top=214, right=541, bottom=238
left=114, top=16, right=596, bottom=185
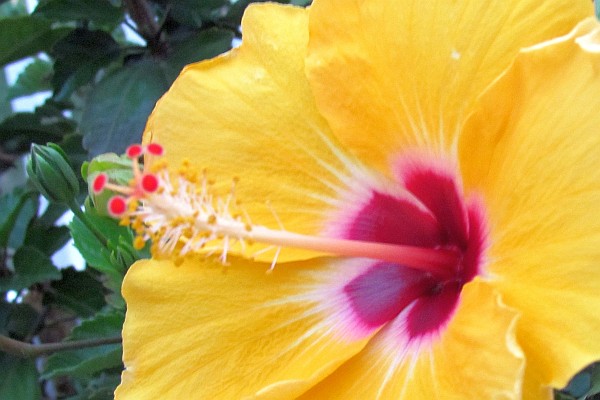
left=0, top=147, right=18, bottom=164
left=123, top=0, right=164, bottom=53
left=0, top=334, right=122, bottom=359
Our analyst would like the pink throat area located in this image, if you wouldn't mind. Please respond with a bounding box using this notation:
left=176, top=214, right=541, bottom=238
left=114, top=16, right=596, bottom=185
left=332, top=156, right=486, bottom=340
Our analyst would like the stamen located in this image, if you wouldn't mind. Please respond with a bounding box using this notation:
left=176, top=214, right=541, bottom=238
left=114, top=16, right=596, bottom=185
left=102, top=143, right=460, bottom=277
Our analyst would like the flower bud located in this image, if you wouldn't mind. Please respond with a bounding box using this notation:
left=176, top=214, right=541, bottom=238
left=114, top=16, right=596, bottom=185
left=27, top=143, right=79, bottom=204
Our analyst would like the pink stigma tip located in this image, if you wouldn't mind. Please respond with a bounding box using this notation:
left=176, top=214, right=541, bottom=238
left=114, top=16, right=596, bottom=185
left=108, top=196, right=127, bottom=217
left=92, top=173, right=107, bottom=194
left=146, top=143, right=164, bottom=156
left=126, top=144, right=143, bottom=159
left=141, top=173, right=159, bottom=193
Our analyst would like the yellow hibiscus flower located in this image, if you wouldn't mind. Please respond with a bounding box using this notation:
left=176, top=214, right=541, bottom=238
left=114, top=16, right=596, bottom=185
left=113, top=0, right=600, bottom=398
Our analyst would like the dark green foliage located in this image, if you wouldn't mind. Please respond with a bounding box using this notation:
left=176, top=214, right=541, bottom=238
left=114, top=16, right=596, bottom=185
left=42, top=310, right=125, bottom=379
left=80, top=59, right=171, bottom=156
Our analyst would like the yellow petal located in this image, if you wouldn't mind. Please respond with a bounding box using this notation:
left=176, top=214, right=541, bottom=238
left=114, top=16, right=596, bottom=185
left=306, top=0, right=592, bottom=173
left=522, top=367, right=553, bottom=400
left=144, top=4, right=364, bottom=262
left=115, top=257, right=373, bottom=399
left=459, top=19, right=600, bottom=389
left=297, top=279, right=524, bottom=399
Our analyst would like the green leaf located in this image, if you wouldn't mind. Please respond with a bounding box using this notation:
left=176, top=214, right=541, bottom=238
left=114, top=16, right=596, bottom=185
left=25, top=225, right=70, bottom=255
left=165, top=28, right=233, bottom=81
left=0, top=246, right=61, bottom=291
left=49, top=267, right=106, bottom=317
left=1, top=301, right=39, bottom=341
left=6, top=58, right=52, bottom=100
left=580, top=363, right=600, bottom=399
left=51, top=28, right=120, bottom=101
left=36, top=202, right=69, bottom=228
left=65, top=373, right=121, bottom=400
left=0, top=102, right=76, bottom=155
left=0, top=66, right=11, bottom=122
left=42, top=310, right=124, bottom=379
left=0, top=0, right=28, bottom=18
left=169, top=0, right=229, bottom=27
left=0, top=301, right=11, bottom=334
left=290, top=0, right=312, bottom=5
left=225, top=0, right=289, bottom=26
left=69, top=210, right=129, bottom=274
left=5, top=303, right=39, bottom=339
left=0, top=16, right=69, bottom=66
left=0, top=354, right=41, bottom=400
left=0, top=188, right=37, bottom=249
left=81, top=60, right=170, bottom=156
left=34, top=0, right=122, bottom=28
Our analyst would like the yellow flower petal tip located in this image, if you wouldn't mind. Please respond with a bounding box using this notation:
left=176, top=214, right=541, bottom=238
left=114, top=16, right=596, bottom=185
left=115, top=1, right=600, bottom=399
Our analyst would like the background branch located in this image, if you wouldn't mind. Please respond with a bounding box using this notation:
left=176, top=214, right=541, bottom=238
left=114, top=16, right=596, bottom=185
left=0, top=334, right=122, bottom=359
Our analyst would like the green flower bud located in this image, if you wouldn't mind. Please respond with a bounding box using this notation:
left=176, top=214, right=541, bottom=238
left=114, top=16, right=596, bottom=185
left=82, top=153, right=133, bottom=216
left=27, top=143, right=79, bottom=205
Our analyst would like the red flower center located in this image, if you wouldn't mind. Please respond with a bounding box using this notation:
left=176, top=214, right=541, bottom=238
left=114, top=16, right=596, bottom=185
left=332, top=156, right=486, bottom=339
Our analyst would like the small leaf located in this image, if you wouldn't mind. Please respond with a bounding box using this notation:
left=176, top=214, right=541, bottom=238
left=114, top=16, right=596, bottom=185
left=42, top=310, right=124, bottom=379
left=5, top=303, right=39, bottom=340
left=0, top=62, right=10, bottom=123
left=34, top=0, right=122, bottom=28
left=81, top=60, right=170, bottom=156
left=0, top=0, right=28, bottom=17
left=290, top=0, right=312, bottom=5
left=0, top=246, right=62, bottom=291
left=25, top=225, right=70, bottom=255
left=0, top=16, right=69, bottom=66
left=69, top=211, right=129, bottom=275
left=0, top=102, right=76, bottom=155
left=6, top=58, right=52, bottom=100
left=0, top=301, right=11, bottom=335
left=581, top=363, right=600, bottom=399
left=165, top=28, right=233, bottom=81
left=69, top=209, right=133, bottom=296
left=0, top=354, right=41, bottom=400
left=36, top=202, right=69, bottom=228
left=225, top=0, right=289, bottom=26
left=49, top=267, right=106, bottom=317
left=51, top=28, right=120, bottom=101
left=0, top=188, right=37, bottom=249
left=169, top=0, right=229, bottom=27
left=64, top=373, right=121, bottom=400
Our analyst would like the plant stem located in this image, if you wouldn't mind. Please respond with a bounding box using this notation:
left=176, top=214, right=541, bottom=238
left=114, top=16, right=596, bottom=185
left=0, top=334, right=122, bottom=359
left=70, top=202, right=109, bottom=247
left=123, top=0, right=165, bottom=54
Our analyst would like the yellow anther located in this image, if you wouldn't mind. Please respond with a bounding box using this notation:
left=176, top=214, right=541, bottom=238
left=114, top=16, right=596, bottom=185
left=133, top=236, right=146, bottom=250
left=149, top=160, right=168, bottom=173
left=128, top=200, right=139, bottom=211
